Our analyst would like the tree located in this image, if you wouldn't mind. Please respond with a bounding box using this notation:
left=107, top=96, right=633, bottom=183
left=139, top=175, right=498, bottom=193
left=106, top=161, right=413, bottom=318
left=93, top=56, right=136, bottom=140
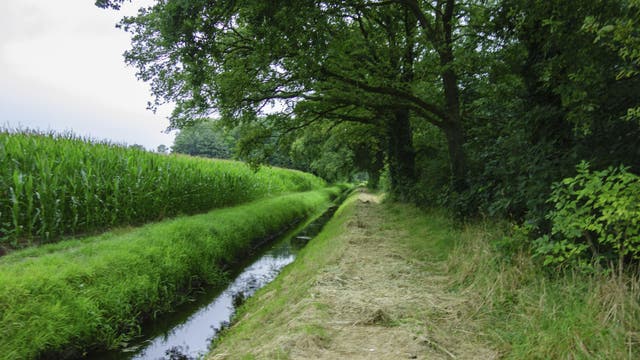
left=500, top=0, right=640, bottom=163
left=290, top=121, right=386, bottom=187
left=99, top=0, right=486, bottom=198
left=172, top=120, right=234, bottom=159
left=98, top=0, right=640, bottom=272
left=584, top=0, right=640, bottom=122
left=156, top=144, right=169, bottom=153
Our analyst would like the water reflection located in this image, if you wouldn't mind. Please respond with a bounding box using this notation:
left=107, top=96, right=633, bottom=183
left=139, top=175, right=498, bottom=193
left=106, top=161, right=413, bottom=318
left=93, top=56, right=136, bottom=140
left=131, top=250, right=296, bottom=359
left=93, top=205, right=338, bottom=360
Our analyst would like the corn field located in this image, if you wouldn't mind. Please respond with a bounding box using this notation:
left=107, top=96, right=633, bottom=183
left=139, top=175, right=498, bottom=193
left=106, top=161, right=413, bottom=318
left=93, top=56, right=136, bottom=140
left=0, top=130, right=325, bottom=246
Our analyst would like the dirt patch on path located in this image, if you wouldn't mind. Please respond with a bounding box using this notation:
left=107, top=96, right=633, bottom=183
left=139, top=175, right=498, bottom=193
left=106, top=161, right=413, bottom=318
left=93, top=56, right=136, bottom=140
left=211, top=191, right=497, bottom=359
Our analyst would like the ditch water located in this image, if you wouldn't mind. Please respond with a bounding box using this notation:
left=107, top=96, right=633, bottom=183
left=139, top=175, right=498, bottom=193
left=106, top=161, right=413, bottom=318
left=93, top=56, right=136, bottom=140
left=94, top=205, right=338, bottom=360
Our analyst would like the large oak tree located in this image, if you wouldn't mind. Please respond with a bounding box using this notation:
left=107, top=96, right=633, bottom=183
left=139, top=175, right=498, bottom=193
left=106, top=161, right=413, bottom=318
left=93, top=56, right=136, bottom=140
left=98, top=0, right=481, bottom=197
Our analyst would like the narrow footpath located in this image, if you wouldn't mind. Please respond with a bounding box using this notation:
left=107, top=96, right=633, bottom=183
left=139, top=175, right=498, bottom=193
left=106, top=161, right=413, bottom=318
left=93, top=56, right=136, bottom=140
left=210, top=191, right=498, bottom=359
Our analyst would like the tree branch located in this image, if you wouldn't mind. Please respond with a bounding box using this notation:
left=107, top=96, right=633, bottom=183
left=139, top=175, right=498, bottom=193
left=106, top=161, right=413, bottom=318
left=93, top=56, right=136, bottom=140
left=321, top=68, right=447, bottom=122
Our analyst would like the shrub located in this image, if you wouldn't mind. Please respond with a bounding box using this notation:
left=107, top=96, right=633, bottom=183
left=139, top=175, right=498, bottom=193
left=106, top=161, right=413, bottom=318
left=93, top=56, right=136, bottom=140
left=534, top=161, right=640, bottom=273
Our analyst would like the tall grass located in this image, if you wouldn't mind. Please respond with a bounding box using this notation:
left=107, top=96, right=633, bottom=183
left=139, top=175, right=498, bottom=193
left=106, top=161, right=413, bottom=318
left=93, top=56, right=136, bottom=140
left=0, top=187, right=342, bottom=359
left=346, top=202, right=640, bottom=359
left=0, top=130, right=325, bottom=246
left=205, top=199, right=640, bottom=359
left=444, top=220, right=640, bottom=359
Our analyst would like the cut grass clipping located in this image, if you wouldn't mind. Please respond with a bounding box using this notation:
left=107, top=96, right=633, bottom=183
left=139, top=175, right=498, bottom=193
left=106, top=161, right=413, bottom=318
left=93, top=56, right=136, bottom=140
left=210, top=194, right=640, bottom=359
left=0, top=130, right=325, bottom=246
left=0, top=187, right=342, bottom=359
left=209, top=193, right=362, bottom=359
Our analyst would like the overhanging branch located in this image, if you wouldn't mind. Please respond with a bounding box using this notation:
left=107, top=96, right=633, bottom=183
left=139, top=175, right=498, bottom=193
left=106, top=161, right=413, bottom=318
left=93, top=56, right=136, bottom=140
left=321, top=68, right=447, bottom=122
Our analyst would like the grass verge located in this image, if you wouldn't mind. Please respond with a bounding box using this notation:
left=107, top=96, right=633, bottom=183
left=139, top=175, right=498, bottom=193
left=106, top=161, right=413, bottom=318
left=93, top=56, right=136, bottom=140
left=0, top=186, right=342, bottom=359
left=209, top=193, right=640, bottom=359
left=446, top=221, right=640, bottom=359
left=209, top=191, right=361, bottom=359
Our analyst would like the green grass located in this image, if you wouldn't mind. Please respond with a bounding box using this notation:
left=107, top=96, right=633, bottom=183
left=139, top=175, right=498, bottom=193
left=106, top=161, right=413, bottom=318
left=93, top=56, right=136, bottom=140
left=209, top=194, right=360, bottom=357
left=386, top=205, right=640, bottom=359
left=0, top=187, right=341, bottom=359
left=210, top=196, right=640, bottom=359
left=0, top=130, right=325, bottom=246
left=367, top=203, right=640, bottom=358
left=430, top=214, right=640, bottom=359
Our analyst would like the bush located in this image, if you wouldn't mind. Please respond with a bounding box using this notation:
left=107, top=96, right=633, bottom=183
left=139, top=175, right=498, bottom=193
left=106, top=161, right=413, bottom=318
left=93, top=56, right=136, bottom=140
left=534, top=161, right=640, bottom=273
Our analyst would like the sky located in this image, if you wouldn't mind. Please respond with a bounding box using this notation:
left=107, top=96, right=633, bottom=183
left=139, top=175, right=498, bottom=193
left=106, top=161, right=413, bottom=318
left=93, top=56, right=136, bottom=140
left=0, top=0, right=176, bottom=150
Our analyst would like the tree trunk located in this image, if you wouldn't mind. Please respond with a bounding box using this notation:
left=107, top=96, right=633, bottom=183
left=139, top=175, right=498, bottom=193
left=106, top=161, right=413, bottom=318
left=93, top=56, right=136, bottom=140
left=442, top=119, right=467, bottom=192
left=438, top=61, right=468, bottom=192
left=438, top=1, right=468, bottom=192
left=387, top=108, right=416, bottom=199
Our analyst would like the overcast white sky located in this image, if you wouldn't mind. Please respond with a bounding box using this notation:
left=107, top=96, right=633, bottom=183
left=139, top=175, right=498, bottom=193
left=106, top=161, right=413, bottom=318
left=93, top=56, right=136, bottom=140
left=0, top=0, right=176, bottom=150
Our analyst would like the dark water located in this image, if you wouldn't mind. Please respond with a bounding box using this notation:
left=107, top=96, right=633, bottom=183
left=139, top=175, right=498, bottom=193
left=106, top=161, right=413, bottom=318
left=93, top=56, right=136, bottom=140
left=94, top=205, right=337, bottom=360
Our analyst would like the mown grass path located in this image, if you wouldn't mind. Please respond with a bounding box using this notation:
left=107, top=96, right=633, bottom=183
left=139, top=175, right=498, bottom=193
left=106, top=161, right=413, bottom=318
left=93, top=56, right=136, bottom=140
left=209, top=191, right=497, bottom=359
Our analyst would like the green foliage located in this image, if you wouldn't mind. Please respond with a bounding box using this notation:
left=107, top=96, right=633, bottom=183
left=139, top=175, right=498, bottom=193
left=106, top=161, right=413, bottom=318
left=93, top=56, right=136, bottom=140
left=103, top=0, right=640, bottom=277
left=290, top=122, right=385, bottom=186
left=231, top=117, right=301, bottom=170
left=447, top=215, right=640, bottom=359
left=422, top=0, right=640, bottom=224
left=0, top=130, right=325, bottom=246
left=411, top=121, right=461, bottom=211
left=172, top=120, right=235, bottom=159
left=113, top=0, right=476, bottom=198
left=156, top=144, right=169, bottom=153
left=128, top=143, right=146, bottom=151
left=584, top=0, right=640, bottom=81
left=583, top=0, right=640, bottom=122
left=534, top=162, right=640, bottom=272
left=0, top=187, right=341, bottom=359
left=464, top=110, right=574, bottom=223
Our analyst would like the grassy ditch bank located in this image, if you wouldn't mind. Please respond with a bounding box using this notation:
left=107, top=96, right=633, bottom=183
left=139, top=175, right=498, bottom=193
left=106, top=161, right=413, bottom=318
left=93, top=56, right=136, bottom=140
left=209, top=192, right=639, bottom=359
left=0, top=186, right=344, bottom=359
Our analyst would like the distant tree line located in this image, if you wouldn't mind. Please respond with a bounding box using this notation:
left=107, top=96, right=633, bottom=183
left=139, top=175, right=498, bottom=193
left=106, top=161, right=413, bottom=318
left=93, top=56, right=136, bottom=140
left=171, top=121, right=234, bottom=159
